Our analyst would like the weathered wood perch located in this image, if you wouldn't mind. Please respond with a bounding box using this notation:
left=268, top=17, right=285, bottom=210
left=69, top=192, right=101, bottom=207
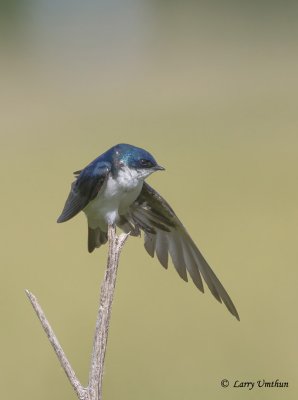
left=26, top=225, right=129, bottom=400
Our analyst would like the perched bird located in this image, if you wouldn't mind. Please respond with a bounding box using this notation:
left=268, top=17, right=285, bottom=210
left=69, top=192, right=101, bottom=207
left=58, top=143, right=239, bottom=320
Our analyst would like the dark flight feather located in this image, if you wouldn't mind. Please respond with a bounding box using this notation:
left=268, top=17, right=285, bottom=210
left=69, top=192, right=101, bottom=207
left=88, top=227, right=108, bottom=253
left=57, top=161, right=110, bottom=223
left=130, top=182, right=240, bottom=321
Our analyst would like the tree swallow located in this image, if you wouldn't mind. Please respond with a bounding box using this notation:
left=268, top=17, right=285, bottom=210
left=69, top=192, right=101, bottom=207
left=58, top=143, right=239, bottom=320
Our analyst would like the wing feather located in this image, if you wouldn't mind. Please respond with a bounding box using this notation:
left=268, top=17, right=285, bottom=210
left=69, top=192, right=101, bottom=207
left=168, top=231, right=188, bottom=282
left=181, top=240, right=204, bottom=293
left=57, top=161, right=110, bottom=223
left=144, top=232, right=156, bottom=257
left=155, top=231, right=169, bottom=269
left=130, top=182, right=240, bottom=320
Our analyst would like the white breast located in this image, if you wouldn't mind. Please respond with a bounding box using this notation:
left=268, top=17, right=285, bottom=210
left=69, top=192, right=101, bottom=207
left=84, top=166, right=143, bottom=229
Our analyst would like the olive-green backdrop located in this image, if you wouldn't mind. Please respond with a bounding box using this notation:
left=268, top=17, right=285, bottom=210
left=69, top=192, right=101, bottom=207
left=1, top=1, right=297, bottom=399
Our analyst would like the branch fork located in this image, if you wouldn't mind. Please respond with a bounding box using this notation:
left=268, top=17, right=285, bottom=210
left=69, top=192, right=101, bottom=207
left=26, top=225, right=129, bottom=400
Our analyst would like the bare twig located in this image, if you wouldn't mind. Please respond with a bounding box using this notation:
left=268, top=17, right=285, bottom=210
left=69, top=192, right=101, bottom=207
left=25, top=290, right=88, bottom=400
left=26, top=225, right=129, bottom=400
left=88, top=226, right=129, bottom=400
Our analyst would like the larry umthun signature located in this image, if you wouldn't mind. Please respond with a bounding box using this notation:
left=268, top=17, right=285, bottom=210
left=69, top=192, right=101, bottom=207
left=233, top=379, right=288, bottom=390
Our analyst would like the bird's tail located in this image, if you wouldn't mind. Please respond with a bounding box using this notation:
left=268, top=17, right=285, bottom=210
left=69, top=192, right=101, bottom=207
left=88, top=227, right=108, bottom=253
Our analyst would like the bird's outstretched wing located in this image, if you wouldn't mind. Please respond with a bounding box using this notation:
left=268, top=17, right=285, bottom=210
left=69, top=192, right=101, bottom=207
left=57, top=161, right=111, bottom=223
left=130, top=182, right=240, bottom=320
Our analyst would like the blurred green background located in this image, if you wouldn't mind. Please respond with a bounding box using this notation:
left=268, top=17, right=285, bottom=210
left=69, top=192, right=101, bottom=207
left=1, top=1, right=297, bottom=399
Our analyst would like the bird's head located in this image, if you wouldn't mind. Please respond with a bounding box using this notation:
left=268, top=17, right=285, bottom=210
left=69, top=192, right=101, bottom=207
left=113, top=143, right=165, bottom=179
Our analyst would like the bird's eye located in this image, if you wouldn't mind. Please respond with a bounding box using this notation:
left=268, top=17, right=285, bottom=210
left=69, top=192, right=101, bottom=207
left=139, top=159, right=153, bottom=168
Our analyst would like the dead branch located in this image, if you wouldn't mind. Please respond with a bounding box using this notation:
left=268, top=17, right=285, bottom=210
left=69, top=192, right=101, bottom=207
left=26, top=225, right=129, bottom=400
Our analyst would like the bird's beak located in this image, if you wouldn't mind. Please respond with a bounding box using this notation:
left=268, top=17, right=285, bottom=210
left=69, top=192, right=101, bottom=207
left=154, top=165, right=165, bottom=171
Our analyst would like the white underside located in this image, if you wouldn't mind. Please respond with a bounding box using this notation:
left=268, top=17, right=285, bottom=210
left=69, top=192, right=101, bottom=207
left=83, top=166, right=150, bottom=230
